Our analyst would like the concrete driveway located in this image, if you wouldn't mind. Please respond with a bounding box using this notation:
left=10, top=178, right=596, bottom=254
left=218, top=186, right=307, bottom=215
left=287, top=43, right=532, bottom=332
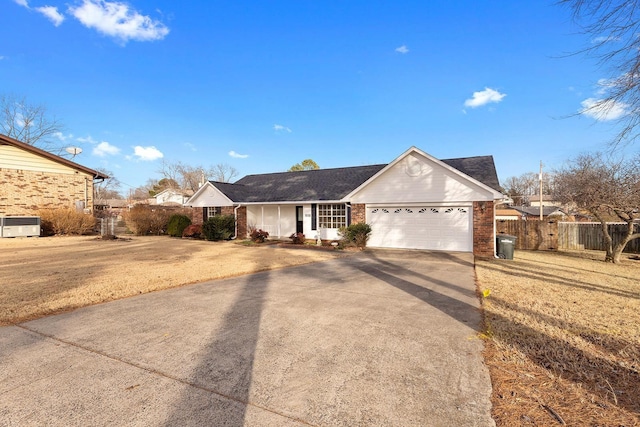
left=0, top=249, right=494, bottom=427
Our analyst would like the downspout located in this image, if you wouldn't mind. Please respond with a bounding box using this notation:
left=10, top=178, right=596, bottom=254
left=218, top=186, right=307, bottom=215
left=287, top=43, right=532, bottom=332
left=233, top=204, right=243, bottom=240
left=494, top=201, right=499, bottom=258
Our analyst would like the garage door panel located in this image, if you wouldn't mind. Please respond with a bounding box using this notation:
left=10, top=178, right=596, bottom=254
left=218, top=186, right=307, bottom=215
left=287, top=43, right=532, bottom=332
left=367, top=206, right=471, bottom=252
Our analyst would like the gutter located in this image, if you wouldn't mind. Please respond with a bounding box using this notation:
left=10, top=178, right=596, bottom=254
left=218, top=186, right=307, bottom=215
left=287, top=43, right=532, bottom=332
left=233, top=204, right=243, bottom=239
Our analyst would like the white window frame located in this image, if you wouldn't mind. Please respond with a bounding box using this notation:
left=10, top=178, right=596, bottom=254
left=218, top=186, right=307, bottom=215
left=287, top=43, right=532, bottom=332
left=206, top=206, right=222, bottom=219
left=318, top=204, right=346, bottom=229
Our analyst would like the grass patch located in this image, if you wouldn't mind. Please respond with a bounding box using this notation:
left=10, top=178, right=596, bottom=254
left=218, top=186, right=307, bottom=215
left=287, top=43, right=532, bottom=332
left=0, top=236, right=350, bottom=326
left=476, top=250, right=640, bottom=426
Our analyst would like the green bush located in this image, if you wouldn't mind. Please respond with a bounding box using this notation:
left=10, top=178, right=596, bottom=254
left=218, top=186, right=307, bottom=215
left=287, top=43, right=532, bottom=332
left=39, top=208, right=96, bottom=236
left=338, top=223, right=372, bottom=249
left=123, top=205, right=171, bottom=236
left=202, top=215, right=236, bottom=241
left=167, top=214, right=192, bottom=237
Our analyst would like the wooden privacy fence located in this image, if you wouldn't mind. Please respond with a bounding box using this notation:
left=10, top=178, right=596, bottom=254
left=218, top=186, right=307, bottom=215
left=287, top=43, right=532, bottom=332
left=557, top=222, right=640, bottom=253
left=495, top=220, right=640, bottom=253
left=495, top=219, right=558, bottom=250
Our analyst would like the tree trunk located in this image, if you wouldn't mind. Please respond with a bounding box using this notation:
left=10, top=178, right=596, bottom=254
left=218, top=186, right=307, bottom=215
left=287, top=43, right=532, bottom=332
left=611, top=220, right=640, bottom=264
left=594, top=213, right=616, bottom=263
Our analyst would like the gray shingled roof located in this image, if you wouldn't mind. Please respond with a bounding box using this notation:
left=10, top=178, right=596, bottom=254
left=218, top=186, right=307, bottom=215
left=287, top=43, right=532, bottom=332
left=211, top=155, right=502, bottom=203
left=441, top=156, right=502, bottom=192
left=214, top=164, right=387, bottom=203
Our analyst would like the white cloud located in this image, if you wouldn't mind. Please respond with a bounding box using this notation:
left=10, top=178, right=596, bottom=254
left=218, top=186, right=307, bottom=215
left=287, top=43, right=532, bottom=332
left=273, top=124, right=292, bottom=133
left=464, top=87, right=507, bottom=108
left=69, top=0, right=170, bottom=43
left=395, top=45, right=409, bottom=54
left=77, top=135, right=98, bottom=144
left=53, top=131, right=74, bottom=141
left=93, top=141, right=120, bottom=156
left=13, top=0, right=29, bottom=8
left=132, top=145, right=163, bottom=161
left=35, top=6, right=65, bottom=26
left=229, top=150, right=248, bottom=159
left=580, top=98, right=628, bottom=121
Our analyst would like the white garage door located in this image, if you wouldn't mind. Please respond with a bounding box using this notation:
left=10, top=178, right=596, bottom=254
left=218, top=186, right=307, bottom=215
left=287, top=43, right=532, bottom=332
left=367, top=206, right=472, bottom=252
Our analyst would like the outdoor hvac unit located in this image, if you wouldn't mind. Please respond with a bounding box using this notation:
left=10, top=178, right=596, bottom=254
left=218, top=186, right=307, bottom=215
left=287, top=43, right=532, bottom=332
left=0, top=216, right=41, bottom=238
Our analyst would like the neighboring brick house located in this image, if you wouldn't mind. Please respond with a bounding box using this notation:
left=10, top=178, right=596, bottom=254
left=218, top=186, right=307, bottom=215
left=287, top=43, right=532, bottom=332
left=186, top=147, right=506, bottom=257
left=0, top=133, right=108, bottom=216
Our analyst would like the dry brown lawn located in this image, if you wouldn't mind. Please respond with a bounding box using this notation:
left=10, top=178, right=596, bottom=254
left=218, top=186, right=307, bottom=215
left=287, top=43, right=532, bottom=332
left=476, top=250, right=640, bottom=426
left=0, top=236, right=349, bottom=326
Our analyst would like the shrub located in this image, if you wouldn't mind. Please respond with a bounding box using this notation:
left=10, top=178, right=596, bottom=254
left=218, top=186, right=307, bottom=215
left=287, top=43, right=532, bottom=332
left=338, top=223, right=372, bottom=249
left=167, top=214, right=192, bottom=237
left=123, top=205, right=171, bottom=236
left=250, top=228, right=269, bottom=243
left=202, top=215, right=235, bottom=241
left=39, top=208, right=97, bottom=236
left=289, top=232, right=305, bottom=244
left=182, top=224, right=202, bottom=239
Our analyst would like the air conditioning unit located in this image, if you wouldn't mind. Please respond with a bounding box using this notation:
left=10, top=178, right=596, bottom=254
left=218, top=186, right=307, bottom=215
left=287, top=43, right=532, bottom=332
left=0, top=216, right=41, bottom=238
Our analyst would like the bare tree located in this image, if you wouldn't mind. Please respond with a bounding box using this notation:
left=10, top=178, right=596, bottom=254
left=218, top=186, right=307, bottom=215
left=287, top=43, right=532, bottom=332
left=210, top=163, right=238, bottom=183
left=94, top=169, right=123, bottom=200
left=131, top=179, right=159, bottom=200
left=502, top=172, right=556, bottom=206
left=553, top=152, right=640, bottom=263
left=560, top=0, right=640, bottom=147
left=289, top=159, right=320, bottom=171
left=1, top=94, right=66, bottom=154
left=158, top=160, right=239, bottom=193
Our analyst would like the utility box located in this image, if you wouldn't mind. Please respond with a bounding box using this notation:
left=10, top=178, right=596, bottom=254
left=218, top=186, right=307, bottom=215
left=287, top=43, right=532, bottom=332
left=0, top=216, right=41, bottom=238
left=496, top=234, right=517, bottom=259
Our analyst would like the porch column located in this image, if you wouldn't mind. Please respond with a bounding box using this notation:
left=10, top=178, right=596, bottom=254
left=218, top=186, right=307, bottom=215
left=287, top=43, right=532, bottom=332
left=277, top=205, right=281, bottom=238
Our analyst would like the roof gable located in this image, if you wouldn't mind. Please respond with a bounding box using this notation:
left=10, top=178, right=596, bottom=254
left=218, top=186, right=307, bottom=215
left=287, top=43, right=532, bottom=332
left=344, top=147, right=504, bottom=202
left=185, top=182, right=234, bottom=207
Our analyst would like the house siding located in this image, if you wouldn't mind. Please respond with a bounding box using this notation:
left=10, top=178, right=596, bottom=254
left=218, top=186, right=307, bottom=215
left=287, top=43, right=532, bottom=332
left=0, top=168, right=93, bottom=216
left=0, top=145, right=81, bottom=175
left=473, top=201, right=495, bottom=257
left=350, top=152, right=494, bottom=204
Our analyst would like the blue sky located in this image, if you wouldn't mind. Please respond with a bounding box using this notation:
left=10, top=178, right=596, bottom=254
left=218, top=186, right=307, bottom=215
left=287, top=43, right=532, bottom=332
left=1, top=0, right=632, bottom=192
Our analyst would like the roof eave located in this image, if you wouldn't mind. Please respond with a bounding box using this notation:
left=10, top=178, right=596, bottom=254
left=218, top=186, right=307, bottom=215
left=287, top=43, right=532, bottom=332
left=0, top=133, right=108, bottom=179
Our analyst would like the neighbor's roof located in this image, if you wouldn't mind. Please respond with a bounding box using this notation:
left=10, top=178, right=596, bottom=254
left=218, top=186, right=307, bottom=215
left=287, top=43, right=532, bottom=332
left=512, top=206, right=566, bottom=217
left=210, top=154, right=502, bottom=203
left=0, top=133, right=108, bottom=179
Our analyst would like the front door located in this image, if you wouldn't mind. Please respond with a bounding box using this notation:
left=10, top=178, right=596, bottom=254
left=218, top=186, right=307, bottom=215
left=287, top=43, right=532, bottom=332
left=296, top=206, right=304, bottom=234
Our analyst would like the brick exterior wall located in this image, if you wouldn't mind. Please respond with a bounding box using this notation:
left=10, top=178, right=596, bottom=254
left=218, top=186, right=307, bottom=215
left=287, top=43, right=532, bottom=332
left=350, top=203, right=366, bottom=224
left=473, top=200, right=495, bottom=257
left=236, top=206, right=247, bottom=238
left=0, top=169, right=94, bottom=216
left=188, top=207, right=204, bottom=225
left=188, top=206, right=238, bottom=226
